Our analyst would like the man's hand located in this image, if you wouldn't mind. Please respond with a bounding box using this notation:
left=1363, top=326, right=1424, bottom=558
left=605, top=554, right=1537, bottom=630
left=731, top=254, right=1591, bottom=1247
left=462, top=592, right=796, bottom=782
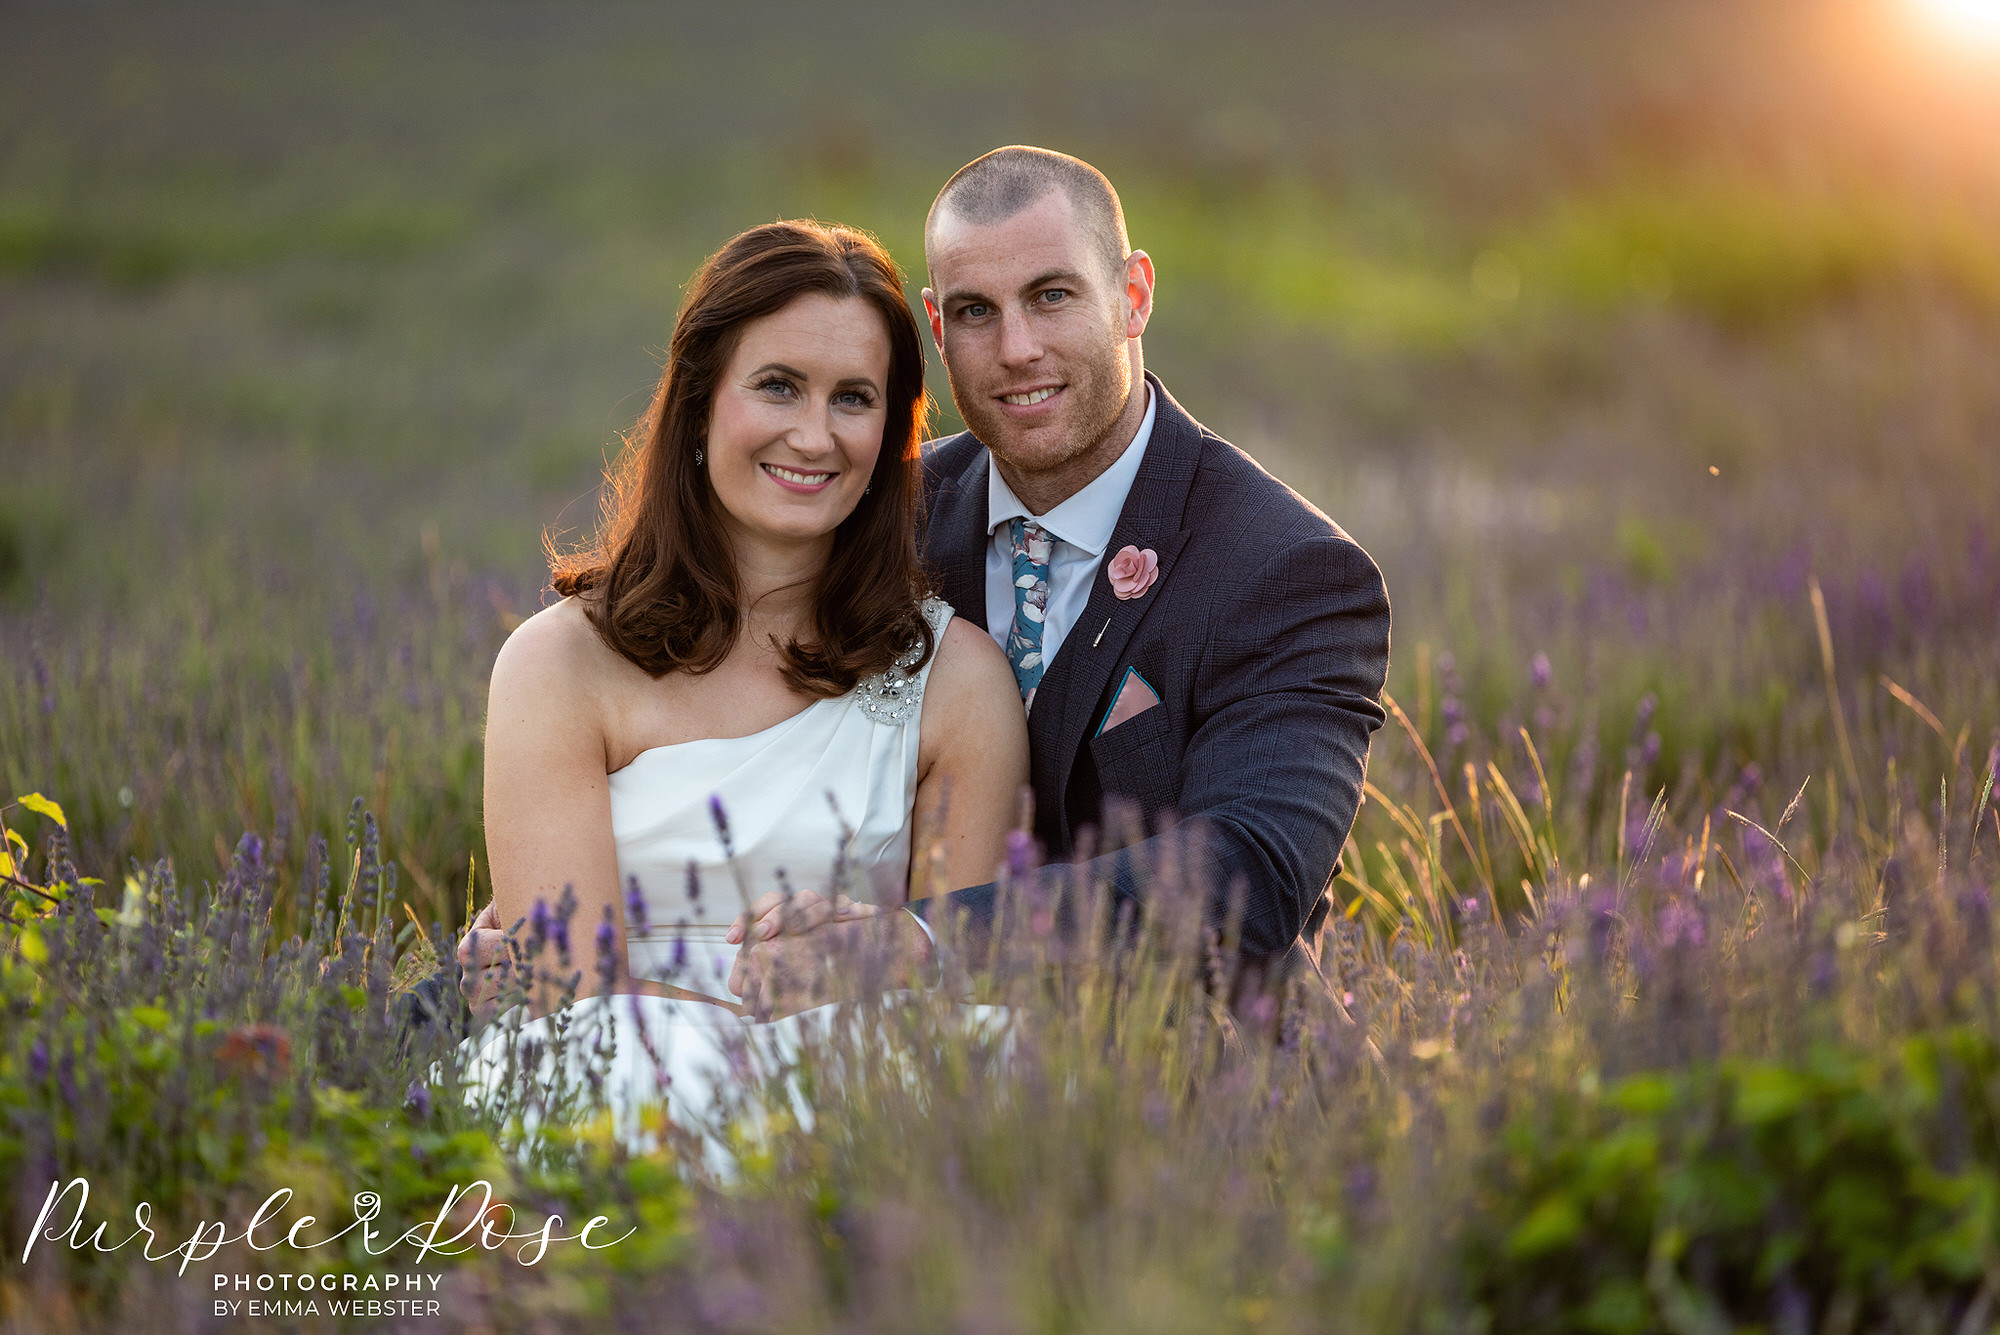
left=457, top=900, right=511, bottom=1021
left=726, top=898, right=933, bottom=1020
left=726, top=888, right=878, bottom=945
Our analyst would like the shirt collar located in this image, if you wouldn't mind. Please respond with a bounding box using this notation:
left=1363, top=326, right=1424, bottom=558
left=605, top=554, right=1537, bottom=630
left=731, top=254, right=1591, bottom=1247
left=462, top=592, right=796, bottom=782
left=986, top=382, right=1156, bottom=558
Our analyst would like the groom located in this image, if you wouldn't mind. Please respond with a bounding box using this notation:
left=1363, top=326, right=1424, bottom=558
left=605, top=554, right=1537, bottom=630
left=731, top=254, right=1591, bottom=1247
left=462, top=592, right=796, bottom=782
left=731, top=146, right=1390, bottom=1004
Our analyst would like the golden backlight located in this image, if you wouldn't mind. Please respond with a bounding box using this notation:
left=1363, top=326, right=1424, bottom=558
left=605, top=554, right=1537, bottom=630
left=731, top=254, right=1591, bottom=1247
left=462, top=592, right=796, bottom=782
left=1911, top=0, right=2000, bottom=41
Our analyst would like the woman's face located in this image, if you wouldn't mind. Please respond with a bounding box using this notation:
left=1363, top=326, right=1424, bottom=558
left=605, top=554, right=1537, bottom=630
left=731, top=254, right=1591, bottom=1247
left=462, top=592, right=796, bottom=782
left=705, top=293, right=892, bottom=556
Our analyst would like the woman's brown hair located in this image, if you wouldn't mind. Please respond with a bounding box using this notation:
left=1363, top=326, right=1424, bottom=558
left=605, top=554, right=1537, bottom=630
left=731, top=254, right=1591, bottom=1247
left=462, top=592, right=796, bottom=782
left=551, top=221, right=934, bottom=695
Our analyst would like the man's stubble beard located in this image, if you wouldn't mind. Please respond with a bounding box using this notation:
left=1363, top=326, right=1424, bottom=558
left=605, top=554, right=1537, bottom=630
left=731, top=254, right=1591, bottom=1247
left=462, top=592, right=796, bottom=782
left=949, top=331, right=1133, bottom=498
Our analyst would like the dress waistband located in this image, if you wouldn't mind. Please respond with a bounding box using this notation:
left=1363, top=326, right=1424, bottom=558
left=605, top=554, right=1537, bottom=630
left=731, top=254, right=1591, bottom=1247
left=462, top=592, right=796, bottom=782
left=628, top=925, right=741, bottom=1004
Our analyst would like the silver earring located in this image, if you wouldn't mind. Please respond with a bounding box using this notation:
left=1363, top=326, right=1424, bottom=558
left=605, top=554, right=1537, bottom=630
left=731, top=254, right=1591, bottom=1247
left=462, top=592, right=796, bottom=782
left=694, top=446, right=704, bottom=467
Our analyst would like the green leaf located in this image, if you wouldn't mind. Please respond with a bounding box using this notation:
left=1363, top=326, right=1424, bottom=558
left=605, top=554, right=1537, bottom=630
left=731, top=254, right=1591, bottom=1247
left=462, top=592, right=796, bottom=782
left=14, top=793, right=66, bottom=829
left=1734, top=1066, right=1810, bottom=1124
left=1609, top=1072, right=1675, bottom=1115
left=17, top=928, right=47, bottom=964
left=1578, top=1279, right=1652, bottom=1335
left=130, top=1005, right=171, bottom=1029
left=1508, top=1193, right=1584, bottom=1257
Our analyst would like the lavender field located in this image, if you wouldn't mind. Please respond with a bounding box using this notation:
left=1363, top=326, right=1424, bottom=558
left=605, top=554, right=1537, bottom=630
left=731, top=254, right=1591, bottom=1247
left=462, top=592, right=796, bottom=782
left=5, top=0, right=2000, bottom=1329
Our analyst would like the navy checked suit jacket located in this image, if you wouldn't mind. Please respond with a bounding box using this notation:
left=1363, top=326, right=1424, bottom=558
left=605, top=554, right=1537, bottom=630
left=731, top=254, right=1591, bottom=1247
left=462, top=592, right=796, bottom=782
left=915, top=372, right=1391, bottom=963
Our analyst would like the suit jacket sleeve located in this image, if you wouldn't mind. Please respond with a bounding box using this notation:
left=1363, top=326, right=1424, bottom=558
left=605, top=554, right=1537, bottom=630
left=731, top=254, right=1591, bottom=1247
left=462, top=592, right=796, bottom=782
left=913, top=530, right=1391, bottom=964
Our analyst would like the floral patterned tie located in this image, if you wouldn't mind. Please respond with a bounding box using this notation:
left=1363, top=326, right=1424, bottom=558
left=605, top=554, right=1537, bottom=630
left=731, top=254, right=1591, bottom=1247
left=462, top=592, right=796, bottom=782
left=1006, top=517, right=1053, bottom=706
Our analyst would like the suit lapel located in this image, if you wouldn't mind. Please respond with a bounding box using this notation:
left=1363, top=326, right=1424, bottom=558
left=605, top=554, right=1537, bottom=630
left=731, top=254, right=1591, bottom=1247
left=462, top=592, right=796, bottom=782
left=1032, top=520, right=1192, bottom=834
left=1032, top=374, right=1205, bottom=840
left=925, top=449, right=990, bottom=629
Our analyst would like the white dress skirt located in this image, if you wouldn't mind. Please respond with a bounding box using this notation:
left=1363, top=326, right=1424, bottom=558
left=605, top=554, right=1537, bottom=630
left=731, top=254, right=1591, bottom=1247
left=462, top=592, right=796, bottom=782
left=463, top=598, right=1007, bottom=1165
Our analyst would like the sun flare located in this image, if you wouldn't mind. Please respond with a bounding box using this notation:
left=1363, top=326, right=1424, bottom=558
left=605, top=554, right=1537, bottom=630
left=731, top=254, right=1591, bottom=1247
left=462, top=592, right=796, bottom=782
left=1911, top=0, right=2000, bottom=42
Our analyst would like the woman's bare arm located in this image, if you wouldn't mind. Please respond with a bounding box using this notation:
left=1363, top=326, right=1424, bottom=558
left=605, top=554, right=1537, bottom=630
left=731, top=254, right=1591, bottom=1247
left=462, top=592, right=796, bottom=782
left=909, top=615, right=1030, bottom=900
left=481, top=600, right=630, bottom=1004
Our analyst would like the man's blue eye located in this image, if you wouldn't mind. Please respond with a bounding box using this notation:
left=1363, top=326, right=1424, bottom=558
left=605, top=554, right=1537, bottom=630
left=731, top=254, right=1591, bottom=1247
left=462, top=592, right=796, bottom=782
left=1041, top=289, right=1068, bottom=303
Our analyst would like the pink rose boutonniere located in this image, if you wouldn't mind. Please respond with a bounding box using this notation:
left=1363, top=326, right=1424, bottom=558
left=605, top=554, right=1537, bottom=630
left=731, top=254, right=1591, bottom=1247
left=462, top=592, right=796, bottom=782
left=1107, top=545, right=1159, bottom=600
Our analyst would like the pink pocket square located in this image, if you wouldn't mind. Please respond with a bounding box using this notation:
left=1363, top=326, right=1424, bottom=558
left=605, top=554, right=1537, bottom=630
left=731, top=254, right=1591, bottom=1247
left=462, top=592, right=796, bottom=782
left=1095, top=666, right=1161, bottom=738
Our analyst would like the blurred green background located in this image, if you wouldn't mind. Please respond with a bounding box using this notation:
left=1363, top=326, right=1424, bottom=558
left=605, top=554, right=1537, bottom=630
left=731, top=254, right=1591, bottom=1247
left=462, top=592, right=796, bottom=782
left=4, top=0, right=1998, bottom=918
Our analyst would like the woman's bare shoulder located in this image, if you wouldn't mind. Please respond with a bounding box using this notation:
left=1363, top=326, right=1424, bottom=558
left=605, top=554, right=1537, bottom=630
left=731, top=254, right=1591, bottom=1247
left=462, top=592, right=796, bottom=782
left=491, top=597, right=622, bottom=700
left=923, top=615, right=1022, bottom=727
left=932, top=613, right=1009, bottom=675
left=914, top=612, right=1028, bottom=816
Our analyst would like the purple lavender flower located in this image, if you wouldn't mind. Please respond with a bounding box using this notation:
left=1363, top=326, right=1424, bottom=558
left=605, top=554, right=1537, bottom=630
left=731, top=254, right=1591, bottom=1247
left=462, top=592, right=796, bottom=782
left=530, top=898, right=551, bottom=947
left=1530, top=652, right=1551, bottom=691
left=595, top=914, right=617, bottom=973
left=709, top=794, right=734, bottom=856
left=550, top=910, right=570, bottom=960
left=1856, top=567, right=1891, bottom=649
left=1659, top=898, right=1705, bottom=949
left=1587, top=891, right=1620, bottom=965
left=1640, top=731, right=1662, bottom=769
left=1007, top=828, right=1035, bottom=878
left=685, top=860, right=702, bottom=908
left=1899, top=558, right=1936, bottom=638
left=1633, top=692, right=1657, bottom=734
left=1958, top=886, right=1992, bottom=951
left=404, top=1080, right=433, bottom=1119
left=670, top=923, right=689, bottom=977
left=1774, top=546, right=1809, bottom=601
left=1570, top=733, right=1599, bottom=789
left=29, top=1038, right=48, bottom=1081
left=625, top=876, right=648, bottom=935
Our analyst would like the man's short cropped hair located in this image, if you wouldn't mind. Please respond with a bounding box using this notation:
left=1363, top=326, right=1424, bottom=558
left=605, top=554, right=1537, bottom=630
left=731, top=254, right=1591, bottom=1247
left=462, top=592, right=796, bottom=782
left=925, top=146, right=1130, bottom=279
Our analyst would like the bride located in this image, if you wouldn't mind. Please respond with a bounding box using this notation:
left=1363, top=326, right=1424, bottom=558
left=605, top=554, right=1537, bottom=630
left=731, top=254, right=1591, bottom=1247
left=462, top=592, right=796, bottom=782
left=467, top=220, right=1027, bottom=1137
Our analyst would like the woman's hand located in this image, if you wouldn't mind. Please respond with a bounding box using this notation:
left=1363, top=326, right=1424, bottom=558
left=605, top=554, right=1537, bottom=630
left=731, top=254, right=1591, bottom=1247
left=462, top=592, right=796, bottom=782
left=456, top=900, right=511, bottom=1021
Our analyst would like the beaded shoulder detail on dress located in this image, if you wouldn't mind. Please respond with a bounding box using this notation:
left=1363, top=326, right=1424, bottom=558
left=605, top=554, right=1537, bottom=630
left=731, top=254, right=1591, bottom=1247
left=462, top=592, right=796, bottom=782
left=853, top=596, right=954, bottom=726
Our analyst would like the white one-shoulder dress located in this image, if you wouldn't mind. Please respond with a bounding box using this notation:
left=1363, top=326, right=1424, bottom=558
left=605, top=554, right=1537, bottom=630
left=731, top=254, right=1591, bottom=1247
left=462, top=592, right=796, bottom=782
left=466, top=597, right=973, bottom=1156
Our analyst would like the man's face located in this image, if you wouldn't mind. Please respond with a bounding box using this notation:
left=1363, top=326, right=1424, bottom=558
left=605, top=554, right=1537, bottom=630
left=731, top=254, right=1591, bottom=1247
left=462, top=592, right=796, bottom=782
left=923, top=191, right=1151, bottom=490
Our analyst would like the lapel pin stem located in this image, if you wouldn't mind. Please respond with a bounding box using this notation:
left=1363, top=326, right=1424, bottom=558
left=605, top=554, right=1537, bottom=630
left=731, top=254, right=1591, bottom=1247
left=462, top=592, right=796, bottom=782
left=1093, top=617, right=1111, bottom=647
